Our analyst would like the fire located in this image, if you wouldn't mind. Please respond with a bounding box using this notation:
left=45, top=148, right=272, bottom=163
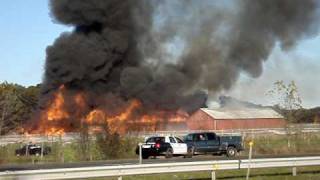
left=45, top=127, right=65, bottom=136
left=27, top=85, right=189, bottom=135
left=86, top=110, right=105, bottom=124
left=28, top=85, right=69, bottom=135
left=47, top=85, right=69, bottom=121
left=84, top=100, right=141, bottom=134
left=74, top=93, right=86, bottom=109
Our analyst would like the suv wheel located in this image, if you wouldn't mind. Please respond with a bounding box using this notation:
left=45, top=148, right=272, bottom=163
left=226, top=147, right=236, bottom=157
left=142, top=153, right=149, bottom=159
left=165, top=148, right=173, bottom=158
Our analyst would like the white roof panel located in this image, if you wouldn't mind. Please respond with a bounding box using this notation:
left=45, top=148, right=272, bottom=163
left=201, top=108, right=283, bottom=119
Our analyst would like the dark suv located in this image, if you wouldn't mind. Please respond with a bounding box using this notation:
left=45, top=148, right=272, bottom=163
left=184, top=132, right=243, bottom=157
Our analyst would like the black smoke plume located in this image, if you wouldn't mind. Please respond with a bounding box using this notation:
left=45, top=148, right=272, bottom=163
left=42, top=0, right=320, bottom=113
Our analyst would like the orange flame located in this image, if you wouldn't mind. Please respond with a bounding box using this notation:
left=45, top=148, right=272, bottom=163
left=30, top=85, right=68, bottom=135
left=28, top=85, right=189, bottom=135
left=47, top=86, right=69, bottom=121
left=84, top=100, right=141, bottom=134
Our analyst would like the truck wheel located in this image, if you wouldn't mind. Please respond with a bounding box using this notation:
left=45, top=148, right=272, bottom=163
left=165, top=148, right=173, bottom=158
left=226, top=147, right=236, bottom=157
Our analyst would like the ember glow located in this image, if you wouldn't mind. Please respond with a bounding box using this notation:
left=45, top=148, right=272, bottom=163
left=27, top=85, right=189, bottom=135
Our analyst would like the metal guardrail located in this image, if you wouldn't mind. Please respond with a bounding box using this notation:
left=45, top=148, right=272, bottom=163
left=1, top=156, right=320, bottom=180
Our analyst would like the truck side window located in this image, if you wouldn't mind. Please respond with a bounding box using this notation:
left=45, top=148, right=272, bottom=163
left=185, top=135, right=193, bottom=141
left=207, top=133, right=216, bottom=140
left=199, top=134, right=207, bottom=141
left=195, top=134, right=207, bottom=141
left=169, top=137, right=176, bottom=143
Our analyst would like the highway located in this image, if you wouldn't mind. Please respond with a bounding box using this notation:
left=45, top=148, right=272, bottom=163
left=1, top=153, right=320, bottom=172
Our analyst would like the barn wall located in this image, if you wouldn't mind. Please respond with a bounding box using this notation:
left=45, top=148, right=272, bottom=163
left=215, top=118, right=286, bottom=130
left=186, top=110, right=216, bottom=130
left=186, top=109, right=286, bottom=130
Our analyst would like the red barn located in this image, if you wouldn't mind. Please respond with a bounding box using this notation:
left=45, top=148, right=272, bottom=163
left=186, top=108, right=286, bottom=130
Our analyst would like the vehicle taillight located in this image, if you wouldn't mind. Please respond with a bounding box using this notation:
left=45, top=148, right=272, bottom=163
left=155, top=143, right=161, bottom=148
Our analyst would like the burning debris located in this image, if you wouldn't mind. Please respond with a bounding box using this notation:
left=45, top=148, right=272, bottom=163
left=26, top=0, right=320, bottom=135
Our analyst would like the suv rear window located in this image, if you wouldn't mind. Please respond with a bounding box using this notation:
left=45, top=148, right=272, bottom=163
left=146, top=137, right=165, bottom=143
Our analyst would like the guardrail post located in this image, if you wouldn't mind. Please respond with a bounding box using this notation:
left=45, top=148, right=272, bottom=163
left=212, top=164, right=219, bottom=180
left=139, top=143, right=142, bottom=164
left=211, top=171, right=216, bottom=180
left=292, top=167, right=297, bottom=176
left=41, top=141, right=44, bottom=160
left=246, top=141, right=254, bottom=180
left=118, top=176, right=122, bottom=180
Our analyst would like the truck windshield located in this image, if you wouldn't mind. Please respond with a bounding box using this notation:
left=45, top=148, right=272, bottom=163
left=185, top=135, right=193, bottom=141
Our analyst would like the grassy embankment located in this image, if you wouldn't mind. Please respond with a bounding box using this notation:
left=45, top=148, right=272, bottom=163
left=0, top=136, right=142, bottom=164
left=0, top=133, right=320, bottom=165
left=90, top=166, right=320, bottom=180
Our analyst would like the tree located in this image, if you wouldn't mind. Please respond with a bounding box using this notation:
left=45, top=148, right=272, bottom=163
left=0, top=82, right=23, bottom=134
left=267, top=80, right=303, bottom=149
left=95, top=123, right=121, bottom=159
left=267, top=80, right=302, bottom=123
left=0, top=82, right=40, bottom=135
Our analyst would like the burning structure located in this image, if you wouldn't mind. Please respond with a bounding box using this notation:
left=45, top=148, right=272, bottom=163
left=26, top=0, right=320, bottom=135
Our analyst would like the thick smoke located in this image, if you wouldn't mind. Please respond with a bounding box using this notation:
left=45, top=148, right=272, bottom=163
left=42, top=0, right=320, bottom=113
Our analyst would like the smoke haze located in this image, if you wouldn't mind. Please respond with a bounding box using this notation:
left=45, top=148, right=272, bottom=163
left=42, top=0, right=320, bottom=112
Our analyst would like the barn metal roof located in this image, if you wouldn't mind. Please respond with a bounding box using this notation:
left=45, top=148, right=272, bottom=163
left=200, top=108, right=283, bottom=119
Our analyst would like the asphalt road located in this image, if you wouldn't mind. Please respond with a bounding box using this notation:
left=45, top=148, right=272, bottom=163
left=1, top=153, right=320, bottom=172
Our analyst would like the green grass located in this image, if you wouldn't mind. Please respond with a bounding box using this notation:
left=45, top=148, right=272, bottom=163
left=242, top=133, right=320, bottom=156
left=1, top=133, right=320, bottom=165
left=89, top=166, right=320, bottom=180
left=1, top=134, right=320, bottom=180
left=0, top=136, right=142, bottom=165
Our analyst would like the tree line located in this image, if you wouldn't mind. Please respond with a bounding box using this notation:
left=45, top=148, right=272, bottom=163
left=0, top=82, right=40, bottom=135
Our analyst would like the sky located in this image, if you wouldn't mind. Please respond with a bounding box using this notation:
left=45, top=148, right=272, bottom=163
left=226, top=40, right=320, bottom=108
left=0, top=1, right=319, bottom=108
left=0, top=0, right=71, bottom=85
